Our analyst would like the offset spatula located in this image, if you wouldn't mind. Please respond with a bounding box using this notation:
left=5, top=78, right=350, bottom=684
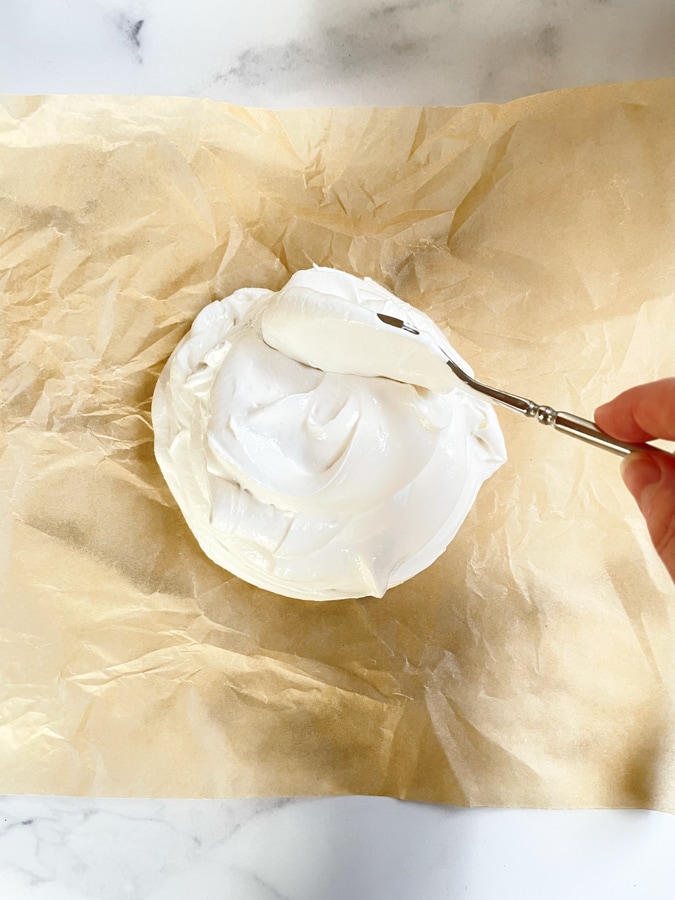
left=377, top=313, right=671, bottom=460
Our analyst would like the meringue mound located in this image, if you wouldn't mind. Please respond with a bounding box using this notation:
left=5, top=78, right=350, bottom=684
left=152, top=267, right=506, bottom=601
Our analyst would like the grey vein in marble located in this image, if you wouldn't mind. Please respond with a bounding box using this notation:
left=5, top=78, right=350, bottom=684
left=216, top=0, right=447, bottom=96
left=206, top=0, right=675, bottom=107
left=117, top=14, right=145, bottom=62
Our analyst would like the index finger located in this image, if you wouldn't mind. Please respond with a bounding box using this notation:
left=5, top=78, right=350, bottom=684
left=595, top=377, right=675, bottom=443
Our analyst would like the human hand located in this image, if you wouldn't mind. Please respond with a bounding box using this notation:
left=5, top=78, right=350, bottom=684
left=595, top=378, right=675, bottom=581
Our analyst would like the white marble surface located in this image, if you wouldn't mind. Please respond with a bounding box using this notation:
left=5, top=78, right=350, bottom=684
left=2, top=1, right=675, bottom=898
left=3, top=796, right=675, bottom=899
left=1, top=0, right=674, bottom=107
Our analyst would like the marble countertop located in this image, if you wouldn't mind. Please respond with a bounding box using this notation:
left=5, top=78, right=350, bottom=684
left=2, top=0, right=674, bottom=107
left=2, top=1, right=675, bottom=898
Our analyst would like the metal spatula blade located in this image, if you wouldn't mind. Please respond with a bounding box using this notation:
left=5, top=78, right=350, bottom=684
left=377, top=313, right=671, bottom=459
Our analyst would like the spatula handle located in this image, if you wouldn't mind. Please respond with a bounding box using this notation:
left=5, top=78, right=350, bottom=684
left=541, top=409, right=671, bottom=459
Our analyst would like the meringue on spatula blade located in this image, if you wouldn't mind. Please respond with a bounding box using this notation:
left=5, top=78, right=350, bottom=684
left=260, top=285, right=456, bottom=394
left=262, top=279, right=672, bottom=460
left=152, top=267, right=506, bottom=600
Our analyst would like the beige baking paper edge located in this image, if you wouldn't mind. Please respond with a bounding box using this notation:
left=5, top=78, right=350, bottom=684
left=1, top=81, right=674, bottom=808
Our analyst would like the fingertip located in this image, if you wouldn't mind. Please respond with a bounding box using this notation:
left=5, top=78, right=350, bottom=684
left=597, top=379, right=675, bottom=443
left=593, top=401, right=609, bottom=423
left=594, top=396, right=641, bottom=441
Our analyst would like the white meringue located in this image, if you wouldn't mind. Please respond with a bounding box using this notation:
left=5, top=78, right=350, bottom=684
left=152, top=267, right=506, bottom=600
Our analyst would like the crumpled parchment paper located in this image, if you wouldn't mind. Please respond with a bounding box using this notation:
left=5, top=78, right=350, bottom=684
left=1, top=81, right=674, bottom=807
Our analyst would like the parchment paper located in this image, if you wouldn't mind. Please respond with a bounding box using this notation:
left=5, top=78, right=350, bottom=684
left=1, top=82, right=674, bottom=808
